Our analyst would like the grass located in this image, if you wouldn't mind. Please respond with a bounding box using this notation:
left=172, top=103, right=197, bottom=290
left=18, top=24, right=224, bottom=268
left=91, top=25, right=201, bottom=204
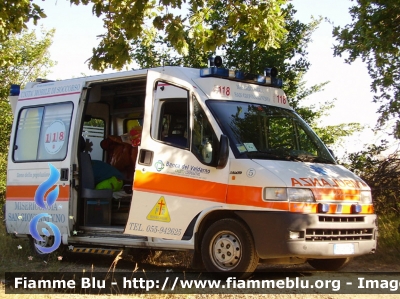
left=343, top=212, right=400, bottom=266
left=0, top=220, right=193, bottom=276
left=1, top=213, right=400, bottom=274
left=1, top=213, right=400, bottom=299
left=343, top=213, right=400, bottom=271
left=373, top=213, right=400, bottom=262
left=0, top=231, right=70, bottom=276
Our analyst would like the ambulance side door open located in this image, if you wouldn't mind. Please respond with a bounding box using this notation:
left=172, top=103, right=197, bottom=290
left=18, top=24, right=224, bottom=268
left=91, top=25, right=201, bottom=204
left=124, top=70, right=230, bottom=240
left=6, top=80, right=83, bottom=238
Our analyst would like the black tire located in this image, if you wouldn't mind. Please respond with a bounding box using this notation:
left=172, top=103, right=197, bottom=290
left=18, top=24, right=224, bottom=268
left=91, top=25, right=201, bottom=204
left=201, top=218, right=259, bottom=278
left=308, top=257, right=352, bottom=271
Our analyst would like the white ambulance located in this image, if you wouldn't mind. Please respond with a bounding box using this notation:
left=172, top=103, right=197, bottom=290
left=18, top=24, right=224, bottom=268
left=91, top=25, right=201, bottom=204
left=5, top=59, right=377, bottom=277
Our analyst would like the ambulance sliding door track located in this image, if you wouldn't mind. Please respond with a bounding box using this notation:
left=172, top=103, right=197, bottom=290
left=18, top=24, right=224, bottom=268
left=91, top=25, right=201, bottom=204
left=75, top=232, right=148, bottom=240
left=79, top=226, right=125, bottom=233
left=68, top=237, right=147, bottom=248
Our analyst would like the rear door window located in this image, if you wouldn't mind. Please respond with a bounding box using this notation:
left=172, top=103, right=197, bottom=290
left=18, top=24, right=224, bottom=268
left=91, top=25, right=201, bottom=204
left=14, top=102, right=73, bottom=162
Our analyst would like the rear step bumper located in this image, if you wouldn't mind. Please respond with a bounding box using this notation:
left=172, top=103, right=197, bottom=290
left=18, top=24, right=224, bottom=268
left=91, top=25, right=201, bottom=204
left=71, top=247, right=121, bottom=255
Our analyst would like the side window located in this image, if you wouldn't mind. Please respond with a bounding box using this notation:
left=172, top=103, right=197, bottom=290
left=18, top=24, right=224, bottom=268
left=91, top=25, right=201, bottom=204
left=14, top=103, right=73, bottom=162
left=153, top=82, right=189, bottom=148
left=192, top=96, right=218, bottom=165
left=159, top=101, right=188, bottom=148
left=296, top=124, right=319, bottom=155
left=14, top=107, right=44, bottom=161
left=82, top=117, right=105, bottom=161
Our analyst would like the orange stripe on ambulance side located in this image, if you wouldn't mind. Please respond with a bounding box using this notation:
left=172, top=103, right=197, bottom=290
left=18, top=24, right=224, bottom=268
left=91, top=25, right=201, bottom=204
left=226, top=185, right=290, bottom=211
left=134, top=172, right=374, bottom=214
left=134, top=172, right=290, bottom=210
left=133, top=171, right=226, bottom=202
left=6, top=185, right=70, bottom=201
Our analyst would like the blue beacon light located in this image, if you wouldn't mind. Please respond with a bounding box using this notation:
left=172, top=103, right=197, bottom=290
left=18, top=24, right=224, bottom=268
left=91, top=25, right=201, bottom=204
left=200, top=57, right=283, bottom=88
left=10, top=84, right=21, bottom=96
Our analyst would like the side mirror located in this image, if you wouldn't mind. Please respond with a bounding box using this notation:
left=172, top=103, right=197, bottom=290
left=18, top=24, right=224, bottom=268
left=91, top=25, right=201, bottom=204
left=216, top=135, right=229, bottom=169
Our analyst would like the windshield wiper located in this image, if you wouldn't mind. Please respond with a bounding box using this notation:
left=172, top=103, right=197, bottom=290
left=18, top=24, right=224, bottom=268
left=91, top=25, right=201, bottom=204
left=247, top=150, right=336, bottom=164
left=290, top=153, right=335, bottom=164
left=247, top=151, right=299, bottom=162
left=310, top=156, right=336, bottom=164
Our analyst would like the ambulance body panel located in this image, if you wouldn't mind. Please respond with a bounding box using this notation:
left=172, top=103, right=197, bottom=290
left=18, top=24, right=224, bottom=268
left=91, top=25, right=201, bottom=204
left=5, top=65, right=377, bottom=276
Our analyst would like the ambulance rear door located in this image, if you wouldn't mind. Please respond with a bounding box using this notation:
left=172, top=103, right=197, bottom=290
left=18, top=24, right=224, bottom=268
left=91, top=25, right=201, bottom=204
left=6, top=79, right=85, bottom=243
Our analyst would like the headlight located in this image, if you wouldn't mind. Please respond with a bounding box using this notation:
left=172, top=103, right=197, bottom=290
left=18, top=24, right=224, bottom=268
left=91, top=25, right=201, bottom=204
left=288, top=188, right=315, bottom=202
left=263, top=187, right=315, bottom=202
left=360, top=190, right=372, bottom=204
left=263, top=188, right=287, bottom=201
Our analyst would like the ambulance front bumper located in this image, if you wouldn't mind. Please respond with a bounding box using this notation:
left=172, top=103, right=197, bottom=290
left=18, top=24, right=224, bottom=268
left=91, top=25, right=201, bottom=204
left=234, top=211, right=377, bottom=259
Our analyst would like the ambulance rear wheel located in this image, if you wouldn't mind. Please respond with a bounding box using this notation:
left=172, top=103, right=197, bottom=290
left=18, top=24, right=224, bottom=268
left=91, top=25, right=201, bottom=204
left=308, top=257, right=352, bottom=271
left=29, top=235, right=55, bottom=259
left=201, top=218, right=259, bottom=278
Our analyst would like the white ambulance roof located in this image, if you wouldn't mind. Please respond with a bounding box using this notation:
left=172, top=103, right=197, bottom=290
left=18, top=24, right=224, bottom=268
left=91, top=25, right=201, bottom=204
left=19, top=66, right=292, bottom=110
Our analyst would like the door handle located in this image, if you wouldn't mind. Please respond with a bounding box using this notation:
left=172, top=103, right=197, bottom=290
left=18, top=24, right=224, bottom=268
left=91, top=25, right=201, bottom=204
left=60, top=168, right=69, bottom=181
left=138, top=149, right=154, bottom=166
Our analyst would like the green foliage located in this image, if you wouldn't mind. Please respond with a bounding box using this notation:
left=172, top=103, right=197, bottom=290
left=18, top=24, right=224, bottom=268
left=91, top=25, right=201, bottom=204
left=221, top=7, right=362, bottom=146
left=85, top=118, right=105, bottom=128
left=130, top=28, right=210, bottom=69
left=332, top=0, right=400, bottom=138
left=0, top=222, right=71, bottom=272
left=68, top=0, right=288, bottom=71
left=131, top=4, right=362, bottom=146
left=376, top=214, right=400, bottom=258
left=0, top=29, right=55, bottom=203
left=2, top=0, right=289, bottom=72
left=340, top=142, right=400, bottom=214
left=223, top=6, right=318, bottom=100
left=302, top=98, right=363, bottom=145
left=0, top=0, right=46, bottom=43
left=0, top=29, right=55, bottom=97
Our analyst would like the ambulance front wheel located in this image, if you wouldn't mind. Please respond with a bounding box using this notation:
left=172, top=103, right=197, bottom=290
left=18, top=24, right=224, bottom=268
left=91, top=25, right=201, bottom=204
left=307, top=257, right=352, bottom=271
left=201, top=218, right=259, bottom=278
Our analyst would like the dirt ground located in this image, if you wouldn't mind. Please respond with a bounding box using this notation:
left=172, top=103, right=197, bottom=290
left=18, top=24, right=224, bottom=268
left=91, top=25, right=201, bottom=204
left=1, top=250, right=400, bottom=298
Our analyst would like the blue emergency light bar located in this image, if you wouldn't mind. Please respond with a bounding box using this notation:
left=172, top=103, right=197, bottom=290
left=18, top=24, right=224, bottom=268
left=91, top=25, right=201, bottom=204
left=200, top=57, right=283, bottom=88
left=200, top=67, right=229, bottom=77
left=9, top=84, right=21, bottom=96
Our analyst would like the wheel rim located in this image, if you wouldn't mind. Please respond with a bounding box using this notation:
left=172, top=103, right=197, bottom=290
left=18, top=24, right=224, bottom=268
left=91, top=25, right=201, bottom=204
left=33, top=236, right=53, bottom=254
left=209, top=230, right=242, bottom=271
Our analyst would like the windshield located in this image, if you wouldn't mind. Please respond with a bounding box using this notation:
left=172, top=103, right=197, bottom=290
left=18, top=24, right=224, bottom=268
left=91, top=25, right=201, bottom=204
left=207, top=101, right=336, bottom=164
